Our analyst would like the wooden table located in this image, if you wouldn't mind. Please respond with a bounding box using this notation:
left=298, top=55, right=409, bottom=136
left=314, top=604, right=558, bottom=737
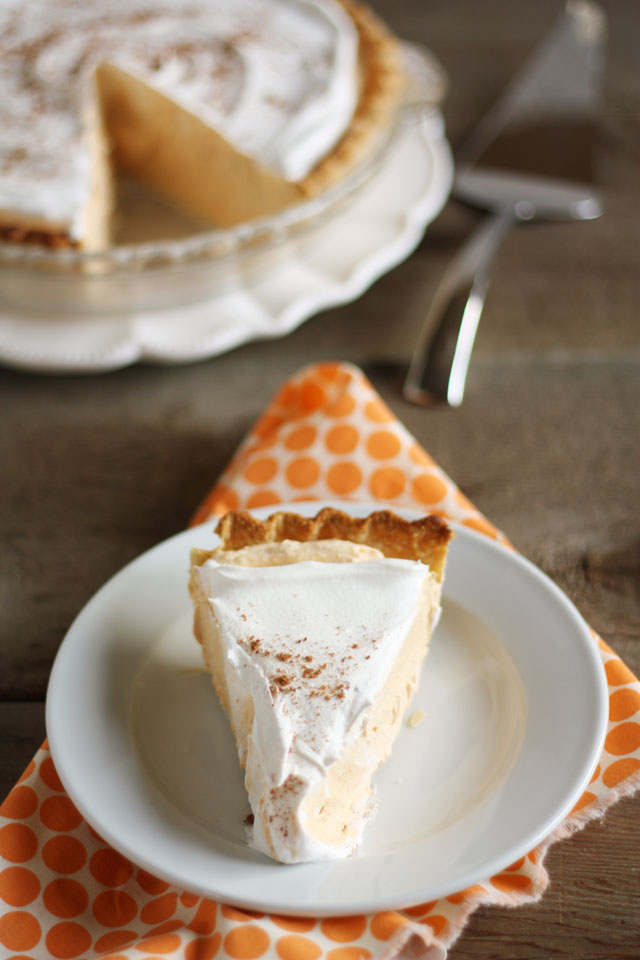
left=2, top=1, right=639, bottom=956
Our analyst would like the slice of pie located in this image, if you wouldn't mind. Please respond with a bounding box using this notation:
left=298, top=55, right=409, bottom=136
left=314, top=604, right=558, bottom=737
left=189, top=507, right=452, bottom=863
left=0, top=0, right=404, bottom=249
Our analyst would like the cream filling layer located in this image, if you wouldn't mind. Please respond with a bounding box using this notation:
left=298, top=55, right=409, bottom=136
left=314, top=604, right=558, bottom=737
left=191, top=539, right=441, bottom=863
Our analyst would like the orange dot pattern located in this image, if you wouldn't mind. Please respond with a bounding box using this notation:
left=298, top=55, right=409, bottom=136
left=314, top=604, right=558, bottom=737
left=2, top=362, right=640, bottom=960
left=191, top=363, right=502, bottom=539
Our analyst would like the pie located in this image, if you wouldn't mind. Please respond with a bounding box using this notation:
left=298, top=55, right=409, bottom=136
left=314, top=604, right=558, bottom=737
left=189, top=507, right=452, bottom=863
left=0, top=0, right=404, bottom=249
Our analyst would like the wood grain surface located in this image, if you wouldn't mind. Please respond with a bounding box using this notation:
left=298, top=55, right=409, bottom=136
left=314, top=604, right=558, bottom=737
left=1, top=1, right=639, bottom=957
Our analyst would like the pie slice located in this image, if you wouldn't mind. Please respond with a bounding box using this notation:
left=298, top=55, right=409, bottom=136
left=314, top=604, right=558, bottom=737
left=189, top=507, right=452, bottom=863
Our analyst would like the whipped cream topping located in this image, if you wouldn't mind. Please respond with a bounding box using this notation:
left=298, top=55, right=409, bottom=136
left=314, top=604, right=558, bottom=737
left=194, top=551, right=437, bottom=861
left=0, top=0, right=359, bottom=233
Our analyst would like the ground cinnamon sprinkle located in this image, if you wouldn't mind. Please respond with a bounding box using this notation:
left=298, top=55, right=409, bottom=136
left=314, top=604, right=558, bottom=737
left=273, top=674, right=292, bottom=688
left=301, top=666, right=322, bottom=679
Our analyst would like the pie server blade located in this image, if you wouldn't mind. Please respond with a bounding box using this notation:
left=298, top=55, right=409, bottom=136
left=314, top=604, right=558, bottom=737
left=404, top=1, right=606, bottom=407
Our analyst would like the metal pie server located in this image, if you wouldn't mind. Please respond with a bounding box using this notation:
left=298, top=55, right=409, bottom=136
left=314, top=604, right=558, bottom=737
left=404, top=1, right=606, bottom=407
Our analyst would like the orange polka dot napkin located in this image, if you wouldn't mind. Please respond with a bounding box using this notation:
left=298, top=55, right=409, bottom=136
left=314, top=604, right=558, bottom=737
left=2, top=361, right=640, bottom=960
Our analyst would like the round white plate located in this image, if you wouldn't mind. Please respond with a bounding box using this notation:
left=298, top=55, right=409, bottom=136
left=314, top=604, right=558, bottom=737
left=46, top=502, right=608, bottom=915
left=0, top=113, right=452, bottom=374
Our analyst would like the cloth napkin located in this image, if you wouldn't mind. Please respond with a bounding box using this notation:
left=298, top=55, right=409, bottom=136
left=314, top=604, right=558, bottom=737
left=2, top=361, right=639, bottom=960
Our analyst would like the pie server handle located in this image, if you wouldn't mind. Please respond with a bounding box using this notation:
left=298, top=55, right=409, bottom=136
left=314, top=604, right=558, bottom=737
left=403, top=209, right=515, bottom=407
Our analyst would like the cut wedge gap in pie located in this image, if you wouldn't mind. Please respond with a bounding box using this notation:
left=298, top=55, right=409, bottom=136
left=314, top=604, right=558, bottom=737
left=189, top=507, right=453, bottom=864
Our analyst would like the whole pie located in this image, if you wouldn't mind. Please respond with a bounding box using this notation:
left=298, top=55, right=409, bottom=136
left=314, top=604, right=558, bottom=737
left=0, top=0, right=404, bottom=249
left=189, top=508, right=452, bottom=863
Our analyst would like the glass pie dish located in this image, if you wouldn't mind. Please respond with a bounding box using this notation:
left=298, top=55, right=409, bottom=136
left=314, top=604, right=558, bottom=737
left=0, top=44, right=447, bottom=318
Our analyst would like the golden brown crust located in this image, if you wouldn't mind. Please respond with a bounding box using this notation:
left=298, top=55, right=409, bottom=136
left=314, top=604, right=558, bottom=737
left=300, top=0, right=405, bottom=196
left=0, top=223, right=78, bottom=248
left=201, top=507, right=453, bottom=582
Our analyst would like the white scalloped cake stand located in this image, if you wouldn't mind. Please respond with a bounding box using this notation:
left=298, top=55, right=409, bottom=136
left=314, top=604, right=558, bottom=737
left=0, top=113, right=452, bottom=374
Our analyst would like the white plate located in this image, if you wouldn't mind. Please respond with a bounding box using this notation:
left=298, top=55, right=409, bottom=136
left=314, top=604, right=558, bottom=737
left=46, top=502, right=608, bottom=915
left=0, top=114, right=452, bottom=374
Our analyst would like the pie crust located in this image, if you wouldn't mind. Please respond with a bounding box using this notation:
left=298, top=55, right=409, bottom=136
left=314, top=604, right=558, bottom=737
left=204, top=506, right=452, bottom=580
